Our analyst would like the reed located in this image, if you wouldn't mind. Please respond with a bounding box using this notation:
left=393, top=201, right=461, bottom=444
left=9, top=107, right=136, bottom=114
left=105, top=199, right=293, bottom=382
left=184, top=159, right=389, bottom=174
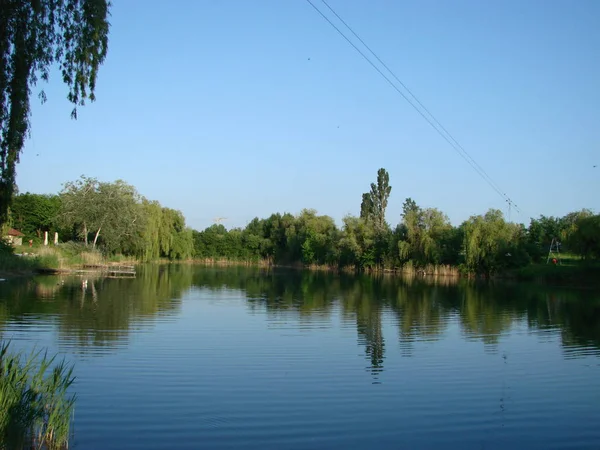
left=0, top=343, right=76, bottom=450
left=398, top=262, right=460, bottom=277
left=190, top=258, right=272, bottom=267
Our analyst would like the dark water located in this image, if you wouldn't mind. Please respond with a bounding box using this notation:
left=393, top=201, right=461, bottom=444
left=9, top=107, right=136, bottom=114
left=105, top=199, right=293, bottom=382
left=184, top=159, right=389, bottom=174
left=1, top=266, right=600, bottom=449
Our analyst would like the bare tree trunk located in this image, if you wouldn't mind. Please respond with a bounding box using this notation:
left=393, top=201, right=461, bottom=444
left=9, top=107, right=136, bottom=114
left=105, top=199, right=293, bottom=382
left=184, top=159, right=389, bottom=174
left=83, top=222, right=88, bottom=246
left=93, top=227, right=101, bottom=248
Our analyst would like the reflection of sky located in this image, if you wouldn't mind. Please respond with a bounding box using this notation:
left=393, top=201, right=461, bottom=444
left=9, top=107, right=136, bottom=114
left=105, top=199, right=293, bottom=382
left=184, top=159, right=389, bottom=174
left=1, top=282, right=599, bottom=449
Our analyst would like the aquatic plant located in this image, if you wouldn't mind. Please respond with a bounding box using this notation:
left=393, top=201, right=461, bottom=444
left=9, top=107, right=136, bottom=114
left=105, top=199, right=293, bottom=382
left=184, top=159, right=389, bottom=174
left=0, top=343, right=75, bottom=449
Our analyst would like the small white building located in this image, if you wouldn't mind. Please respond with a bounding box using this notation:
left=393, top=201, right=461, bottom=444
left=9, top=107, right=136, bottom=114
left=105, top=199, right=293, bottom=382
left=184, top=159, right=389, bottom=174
left=3, top=228, right=24, bottom=247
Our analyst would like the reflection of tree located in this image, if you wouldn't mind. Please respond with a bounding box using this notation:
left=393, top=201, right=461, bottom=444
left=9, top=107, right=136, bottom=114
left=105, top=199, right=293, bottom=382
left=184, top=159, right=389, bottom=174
left=457, top=284, right=520, bottom=347
left=527, top=291, right=600, bottom=353
left=195, top=268, right=339, bottom=318
left=0, top=265, right=193, bottom=353
left=1, top=266, right=599, bottom=361
left=339, top=276, right=385, bottom=380
left=193, top=268, right=600, bottom=360
left=389, top=280, right=451, bottom=357
left=356, top=304, right=384, bottom=379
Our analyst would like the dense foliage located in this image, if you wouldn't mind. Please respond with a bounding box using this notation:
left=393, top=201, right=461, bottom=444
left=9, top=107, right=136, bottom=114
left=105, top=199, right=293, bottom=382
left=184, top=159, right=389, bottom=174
left=191, top=168, right=599, bottom=275
left=7, top=176, right=194, bottom=261
left=4, top=169, right=599, bottom=273
left=0, top=0, right=111, bottom=224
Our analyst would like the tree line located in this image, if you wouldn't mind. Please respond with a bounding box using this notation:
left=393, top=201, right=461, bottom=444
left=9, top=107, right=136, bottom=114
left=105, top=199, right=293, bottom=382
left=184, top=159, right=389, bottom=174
left=4, top=170, right=599, bottom=273
left=6, top=176, right=193, bottom=261
left=192, top=168, right=599, bottom=274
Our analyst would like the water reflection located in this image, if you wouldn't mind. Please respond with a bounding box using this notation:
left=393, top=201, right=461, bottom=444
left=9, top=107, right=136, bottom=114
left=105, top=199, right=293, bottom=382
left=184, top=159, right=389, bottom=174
left=1, top=266, right=599, bottom=370
left=0, top=265, right=193, bottom=353
left=192, top=267, right=600, bottom=376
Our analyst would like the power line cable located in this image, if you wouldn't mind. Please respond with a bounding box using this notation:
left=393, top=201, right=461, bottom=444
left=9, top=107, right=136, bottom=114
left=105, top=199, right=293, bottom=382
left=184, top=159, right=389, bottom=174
left=320, top=0, right=514, bottom=211
left=305, top=0, right=521, bottom=214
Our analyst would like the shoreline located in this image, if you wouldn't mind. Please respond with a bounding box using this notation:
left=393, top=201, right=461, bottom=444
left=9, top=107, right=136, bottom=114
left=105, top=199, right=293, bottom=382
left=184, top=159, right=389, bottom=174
left=2, top=254, right=599, bottom=289
left=176, top=258, right=600, bottom=288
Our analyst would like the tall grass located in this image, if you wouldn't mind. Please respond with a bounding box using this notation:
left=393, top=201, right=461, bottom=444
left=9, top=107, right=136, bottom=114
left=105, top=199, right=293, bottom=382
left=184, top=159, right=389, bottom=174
left=0, top=240, right=45, bottom=275
left=35, top=247, right=61, bottom=270
left=0, top=343, right=76, bottom=449
left=0, top=252, right=40, bottom=274
left=191, top=257, right=272, bottom=267
left=399, top=262, right=460, bottom=277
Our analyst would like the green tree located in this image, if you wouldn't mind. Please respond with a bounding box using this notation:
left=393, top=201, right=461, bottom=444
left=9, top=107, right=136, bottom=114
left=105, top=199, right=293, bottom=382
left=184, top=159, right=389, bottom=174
left=58, top=176, right=143, bottom=252
left=339, top=215, right=376, bottom=269
left=527, top=215, right=561, bottom=262
left=360, top=193, right=374, bottom=222
left=294, top=209, right=339, bottom=266
left=57, top=176, right=99, bottom=245
left=364, top=168, right=392, bottom=230
left=92, top=180, right=143, bottom=251
left=137, top=200, right=163, bottom=261
left=193, top=224, right=229, bottom=259
left=398, top=200, right=462, bottom=268
left=158, top=208, right=193, bottom=260
left=10, top=192, right=61, bottom=238
left=462, top=209, right=527, bottom=274
left=566, top=214, right=600, bottom=260
left=559, top=209, right=594, bottom=249
left=0, top=0, right=111, bottom=223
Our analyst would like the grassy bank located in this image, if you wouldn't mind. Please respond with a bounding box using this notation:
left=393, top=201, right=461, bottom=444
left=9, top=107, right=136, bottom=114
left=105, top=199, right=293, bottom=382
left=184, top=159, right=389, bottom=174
left=0, top=343, right=75, bottom=449
left=512, top=255, right=600, bottom=286
left=188, top=258, right=462, bottom=277
left=187, top=256, right=600, bottom=287
left=3, top=243, right=598, bottom=287
left=0, top=242, right=136, bottom=278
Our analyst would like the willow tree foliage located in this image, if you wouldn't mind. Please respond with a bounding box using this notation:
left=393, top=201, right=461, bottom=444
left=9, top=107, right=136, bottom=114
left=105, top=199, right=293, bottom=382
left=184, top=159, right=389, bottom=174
left=462, top=209, right=527, bottom=274
left=399, top=198, right=454, bottom=266
left=56, top=175, right=194, bottom=259
left=135, top=201, right=194, bottom=261
left=0, top=0, right=111, bottom=223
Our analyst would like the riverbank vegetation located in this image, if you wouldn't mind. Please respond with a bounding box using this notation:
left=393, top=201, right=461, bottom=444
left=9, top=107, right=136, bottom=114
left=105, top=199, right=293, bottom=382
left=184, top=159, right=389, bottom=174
left=1, top=169, right=599, bottom=280
left=0, top=343, right=75, bottom=449
left=1, top=176, right=194, bottom=275
left=190, top=169, right=599, bottom=281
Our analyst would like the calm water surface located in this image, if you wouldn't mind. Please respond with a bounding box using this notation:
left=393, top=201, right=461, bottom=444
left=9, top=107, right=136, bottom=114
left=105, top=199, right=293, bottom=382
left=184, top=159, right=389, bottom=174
left=1, top=266, right=599, bottom=449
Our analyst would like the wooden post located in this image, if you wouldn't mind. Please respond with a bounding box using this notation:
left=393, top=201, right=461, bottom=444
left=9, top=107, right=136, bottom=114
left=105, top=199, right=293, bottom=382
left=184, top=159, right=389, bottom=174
left=44, top=231, right=48, bottom=246
left=54, top=232, right=58, bottom=245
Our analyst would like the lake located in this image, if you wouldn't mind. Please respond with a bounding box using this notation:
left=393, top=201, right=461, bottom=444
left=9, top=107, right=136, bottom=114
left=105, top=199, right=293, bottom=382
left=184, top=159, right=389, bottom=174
left=1, top=265, right=599, bottom=449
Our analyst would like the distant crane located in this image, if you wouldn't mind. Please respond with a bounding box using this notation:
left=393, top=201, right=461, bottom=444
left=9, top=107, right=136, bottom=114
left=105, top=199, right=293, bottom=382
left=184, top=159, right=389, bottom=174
left=213, top=217, right=228, bottom=224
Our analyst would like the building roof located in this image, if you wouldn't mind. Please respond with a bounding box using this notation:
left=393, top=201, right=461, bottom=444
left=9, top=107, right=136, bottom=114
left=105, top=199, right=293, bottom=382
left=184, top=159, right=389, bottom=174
left=6, top=228, right=24, bottom=237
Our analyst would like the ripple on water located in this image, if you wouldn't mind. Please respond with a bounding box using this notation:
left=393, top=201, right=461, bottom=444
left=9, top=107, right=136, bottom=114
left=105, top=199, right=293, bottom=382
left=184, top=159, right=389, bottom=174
left=1, top=269, right=599, bottom=450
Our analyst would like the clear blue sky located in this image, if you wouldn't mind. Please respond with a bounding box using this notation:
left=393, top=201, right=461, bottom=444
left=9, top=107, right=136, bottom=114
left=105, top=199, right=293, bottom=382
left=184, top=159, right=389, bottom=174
left=17, top=0, right=600, bottom=231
